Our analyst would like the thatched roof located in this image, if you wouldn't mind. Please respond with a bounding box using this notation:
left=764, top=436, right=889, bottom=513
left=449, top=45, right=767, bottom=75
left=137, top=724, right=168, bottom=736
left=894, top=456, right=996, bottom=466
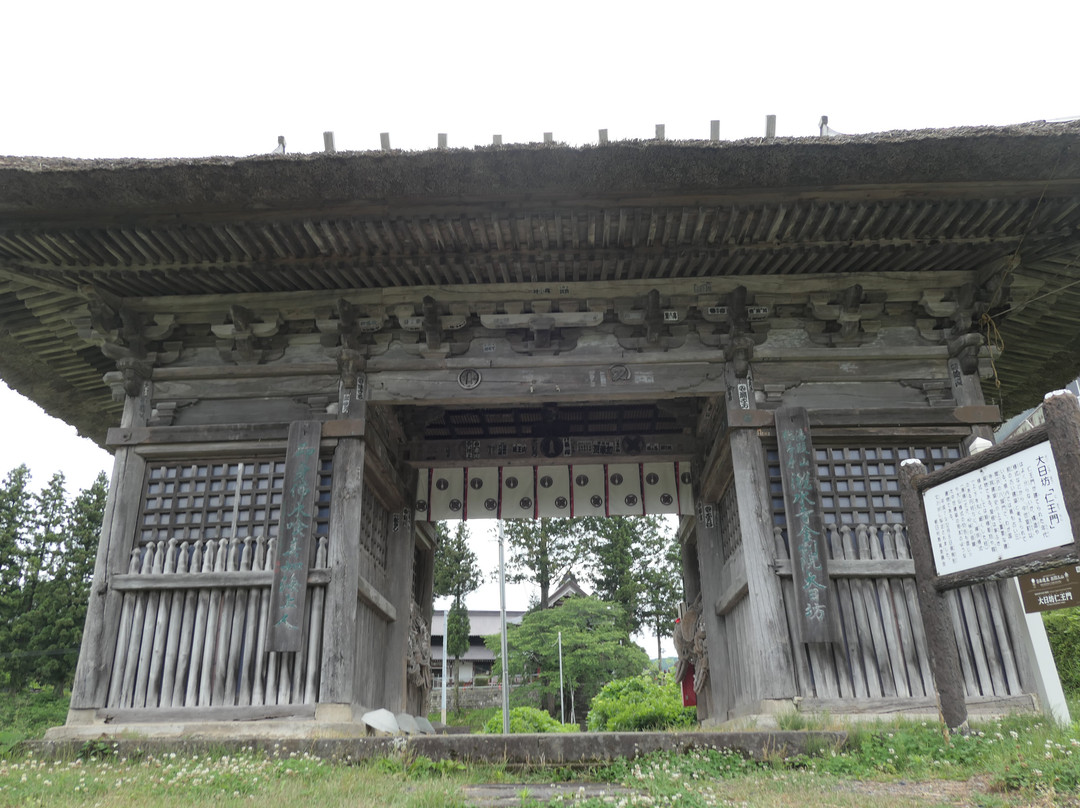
left=3, top=120, right=1080, bottom=442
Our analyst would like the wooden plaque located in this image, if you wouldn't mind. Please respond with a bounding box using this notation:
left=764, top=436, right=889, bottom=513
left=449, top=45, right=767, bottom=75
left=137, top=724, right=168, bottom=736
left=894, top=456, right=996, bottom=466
left=774, top=407, right=841, bottom=644
left=1018, top=563, right=1080, bottom=612
left=267, top=420, right=322, bottom=652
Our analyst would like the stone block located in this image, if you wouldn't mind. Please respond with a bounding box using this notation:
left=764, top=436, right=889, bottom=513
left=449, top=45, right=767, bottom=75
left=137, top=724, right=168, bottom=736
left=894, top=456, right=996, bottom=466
left=361, top=708, right=400, bottom=736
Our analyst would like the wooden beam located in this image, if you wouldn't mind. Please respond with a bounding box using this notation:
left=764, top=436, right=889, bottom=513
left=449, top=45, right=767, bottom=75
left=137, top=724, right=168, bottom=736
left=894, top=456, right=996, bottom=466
left=110, top=568, right=331, bottom=591
left=714, top=567, right=749, bottom=617
left=408, top=433, right=698, bottom=467
left=357, top=573, right=397, bottom=622
left=124, top=271, right=982, bottom=319
left=772, top=558, right=916, bottom=578
left=366, top=361, right=728, bottom=405
left=98, top=704, right=316, bottom=723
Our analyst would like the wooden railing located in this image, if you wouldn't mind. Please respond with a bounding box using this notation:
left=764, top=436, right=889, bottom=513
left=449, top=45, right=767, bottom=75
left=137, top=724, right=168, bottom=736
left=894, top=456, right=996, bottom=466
left=105, top=535, right=328, bottom=713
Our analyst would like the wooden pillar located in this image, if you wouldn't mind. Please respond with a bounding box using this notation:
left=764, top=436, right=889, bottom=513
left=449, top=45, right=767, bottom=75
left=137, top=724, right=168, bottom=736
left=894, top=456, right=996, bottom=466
left=70, top=384, right=151, bottom=715
left=382, top=509, right=416, bottom=712
left=726, top=367, right=797, bottom=705
left=693, top=506, right=736, bottom=722
left=899, top=460, right=968, bottom=730
left=317, top=436, right=366, bottom=715
left=728, top=425, right=798, bottom=702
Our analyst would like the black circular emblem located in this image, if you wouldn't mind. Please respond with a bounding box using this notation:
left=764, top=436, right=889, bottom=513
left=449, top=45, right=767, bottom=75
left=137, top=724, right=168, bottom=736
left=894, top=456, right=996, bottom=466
left=448, top=498, right=462, bottom=512
left=505, top=476, right=518, bottom=489
left=660, top=493, right=674, bottom=506
left=680, top=472, right=692, bottom=485
left=610, top=473, right=624, bottom=486
left=470, top=477, right=484, bottom=490
left=555, top=496, right=568, bottom=509
left=484, top=498, right=498, bottom=511
left=540, top=437, right=563, bottom=458
left=625, top=494, right=639, bottom=507
left=575, top=474, right=589, bottom=487
left=435, top=478, right=449, bottom=491
left=415, top=499, right=428, bottom=512
left=519, top=497, right=533, bottom=510
left=645, top=473, right=660, bottom=485
left=540, top=476, right=554, bottom=488
left=590, top=494, right=603, bottom=508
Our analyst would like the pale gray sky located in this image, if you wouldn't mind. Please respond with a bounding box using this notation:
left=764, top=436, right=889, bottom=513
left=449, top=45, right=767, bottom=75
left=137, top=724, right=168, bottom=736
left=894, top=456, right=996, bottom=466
left=2, top=0, right=1077, bottom=657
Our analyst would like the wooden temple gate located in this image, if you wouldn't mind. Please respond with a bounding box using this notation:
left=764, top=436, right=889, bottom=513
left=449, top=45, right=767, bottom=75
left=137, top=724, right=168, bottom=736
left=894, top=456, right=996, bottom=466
left=2, top=122, right=1080, bottom=730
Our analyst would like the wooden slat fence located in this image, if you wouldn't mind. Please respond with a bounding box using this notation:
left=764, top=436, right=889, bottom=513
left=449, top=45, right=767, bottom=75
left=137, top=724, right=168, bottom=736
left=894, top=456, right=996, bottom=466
left=105, top=534, right=328, bottom=710
left=773, top=522, right=1024, bottom=701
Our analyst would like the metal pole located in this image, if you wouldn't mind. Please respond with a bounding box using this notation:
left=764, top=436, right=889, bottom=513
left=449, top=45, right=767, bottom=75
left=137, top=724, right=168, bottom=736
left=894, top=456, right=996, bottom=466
left=558, top=630, right=565, bottom=724
left=441, top=607, right=448, bottom=725
left=498, top=521, right=510, bottom=733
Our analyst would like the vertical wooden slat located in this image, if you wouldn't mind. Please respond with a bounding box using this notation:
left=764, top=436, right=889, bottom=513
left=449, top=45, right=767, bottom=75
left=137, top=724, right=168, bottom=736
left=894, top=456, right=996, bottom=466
left=146, top=539, right=178, bottom=707
left=186, top=540, right=216, bottom=706
left=252, top=537, right=272, bottom=706
left=120, top=545, right=156, bottom=707
left=969, top=584, right=1007, bottom=695
left=106, top=549, right=142, bottom=708
left=199, top=539, right=228, bottom=705
left=774, top=527, right=814, bottom=696
left=957, top=586, right=992, bottom=694
left=894, top=526, right=934, bottom=695
left=854, top=524, right=897, bottom=697
left=881, top=525, right=926, bottom=697
left=842, top=526, right=882, bottom=698
left=305, top=537, right=328, bottom=703
left=160, top=539, right=190, bottom=707
left=831, top=525, right=866, bottom=698
left=984, top=583, right=1022, bottom=694
left=133, top=541, right=166, bottom=707
left=236, top=536, right=260, bottom=706
left=867, top=525, right=910, bottom=697
left=945, top=591, right=980, bottom=695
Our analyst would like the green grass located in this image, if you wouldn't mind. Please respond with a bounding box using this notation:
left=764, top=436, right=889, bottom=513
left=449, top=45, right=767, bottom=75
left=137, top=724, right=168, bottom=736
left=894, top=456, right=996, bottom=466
left=0, top=689, right=68, bottom=755
left=5, top=693, right=1080, bottom=806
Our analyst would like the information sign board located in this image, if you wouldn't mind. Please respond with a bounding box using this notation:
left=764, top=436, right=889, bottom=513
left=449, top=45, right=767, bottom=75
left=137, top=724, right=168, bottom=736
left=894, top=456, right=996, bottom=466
left=1018, top=563, right=1080, bottom=613
left=923, top=441, right=1073, bottom=576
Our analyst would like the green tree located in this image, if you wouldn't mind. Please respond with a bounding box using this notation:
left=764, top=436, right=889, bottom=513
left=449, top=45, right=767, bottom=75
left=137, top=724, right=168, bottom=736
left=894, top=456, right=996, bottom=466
left=485, top=596, right=649, bottom=724
left=432, top=522, right=481, bottom=708
left=0, top=465, right=33, bottom=689
left=577, top=516, right=679, bottom=640
left=30, top=473, right=107, bottom=694
left=638, top=532, right=684, bottom=670
left=503, top=518, right=582, bottom=610
left=0, top=469, right=108, bottom=693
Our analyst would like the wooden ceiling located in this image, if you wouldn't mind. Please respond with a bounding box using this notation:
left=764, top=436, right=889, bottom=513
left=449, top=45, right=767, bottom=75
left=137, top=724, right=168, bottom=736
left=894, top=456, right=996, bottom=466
left=3, top=122, right=1080, bottom=443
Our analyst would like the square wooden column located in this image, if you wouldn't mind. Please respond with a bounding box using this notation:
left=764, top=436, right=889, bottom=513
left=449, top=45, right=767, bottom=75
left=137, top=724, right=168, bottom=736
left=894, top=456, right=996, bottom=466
left=70, top=385, right=151, bottom=716
left=317, top=436, right=366, bottom=715
left=727, top=418, right=798, bottom=702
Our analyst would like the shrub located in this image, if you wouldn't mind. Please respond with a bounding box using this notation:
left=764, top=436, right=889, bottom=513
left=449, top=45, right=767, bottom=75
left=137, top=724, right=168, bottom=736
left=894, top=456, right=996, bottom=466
left=586, top=673, right=697, bottom=732
left=473, top=675, right=489, bottom=687
left=481, top=706, right=579, bottom=734
left=1043, top=609, right=1080, bottom=695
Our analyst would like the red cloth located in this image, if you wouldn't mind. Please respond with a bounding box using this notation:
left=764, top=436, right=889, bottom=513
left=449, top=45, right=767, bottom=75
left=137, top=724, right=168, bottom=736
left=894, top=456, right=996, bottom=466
left=680, top=663, right=697, bottom=706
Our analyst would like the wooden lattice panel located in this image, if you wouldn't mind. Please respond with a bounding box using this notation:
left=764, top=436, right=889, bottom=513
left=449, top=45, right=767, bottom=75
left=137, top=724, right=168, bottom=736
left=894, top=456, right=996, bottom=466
left=717, top=480, right=742, bottom=563
left=139, top=458, right=332, bottom=546
left=767, top=444, right=962, bottom=530
left=360, top=483, right=390, bottom=572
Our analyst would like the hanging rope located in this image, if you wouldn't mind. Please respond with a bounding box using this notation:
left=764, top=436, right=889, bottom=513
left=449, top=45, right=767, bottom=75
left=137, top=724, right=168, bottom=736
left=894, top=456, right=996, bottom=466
left=980, top=312, right=1006, bottom=392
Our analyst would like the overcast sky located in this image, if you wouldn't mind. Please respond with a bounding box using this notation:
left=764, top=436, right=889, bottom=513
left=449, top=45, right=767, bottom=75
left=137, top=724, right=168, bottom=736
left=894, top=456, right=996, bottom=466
left=2, top=0, right=1077, bottom=657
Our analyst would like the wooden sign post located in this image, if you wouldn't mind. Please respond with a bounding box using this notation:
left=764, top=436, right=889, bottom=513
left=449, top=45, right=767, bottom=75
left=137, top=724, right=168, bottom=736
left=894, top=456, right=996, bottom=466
left=899, top=390, right=1080, bottom=729
left=267, top=421, right=322, bottom=652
